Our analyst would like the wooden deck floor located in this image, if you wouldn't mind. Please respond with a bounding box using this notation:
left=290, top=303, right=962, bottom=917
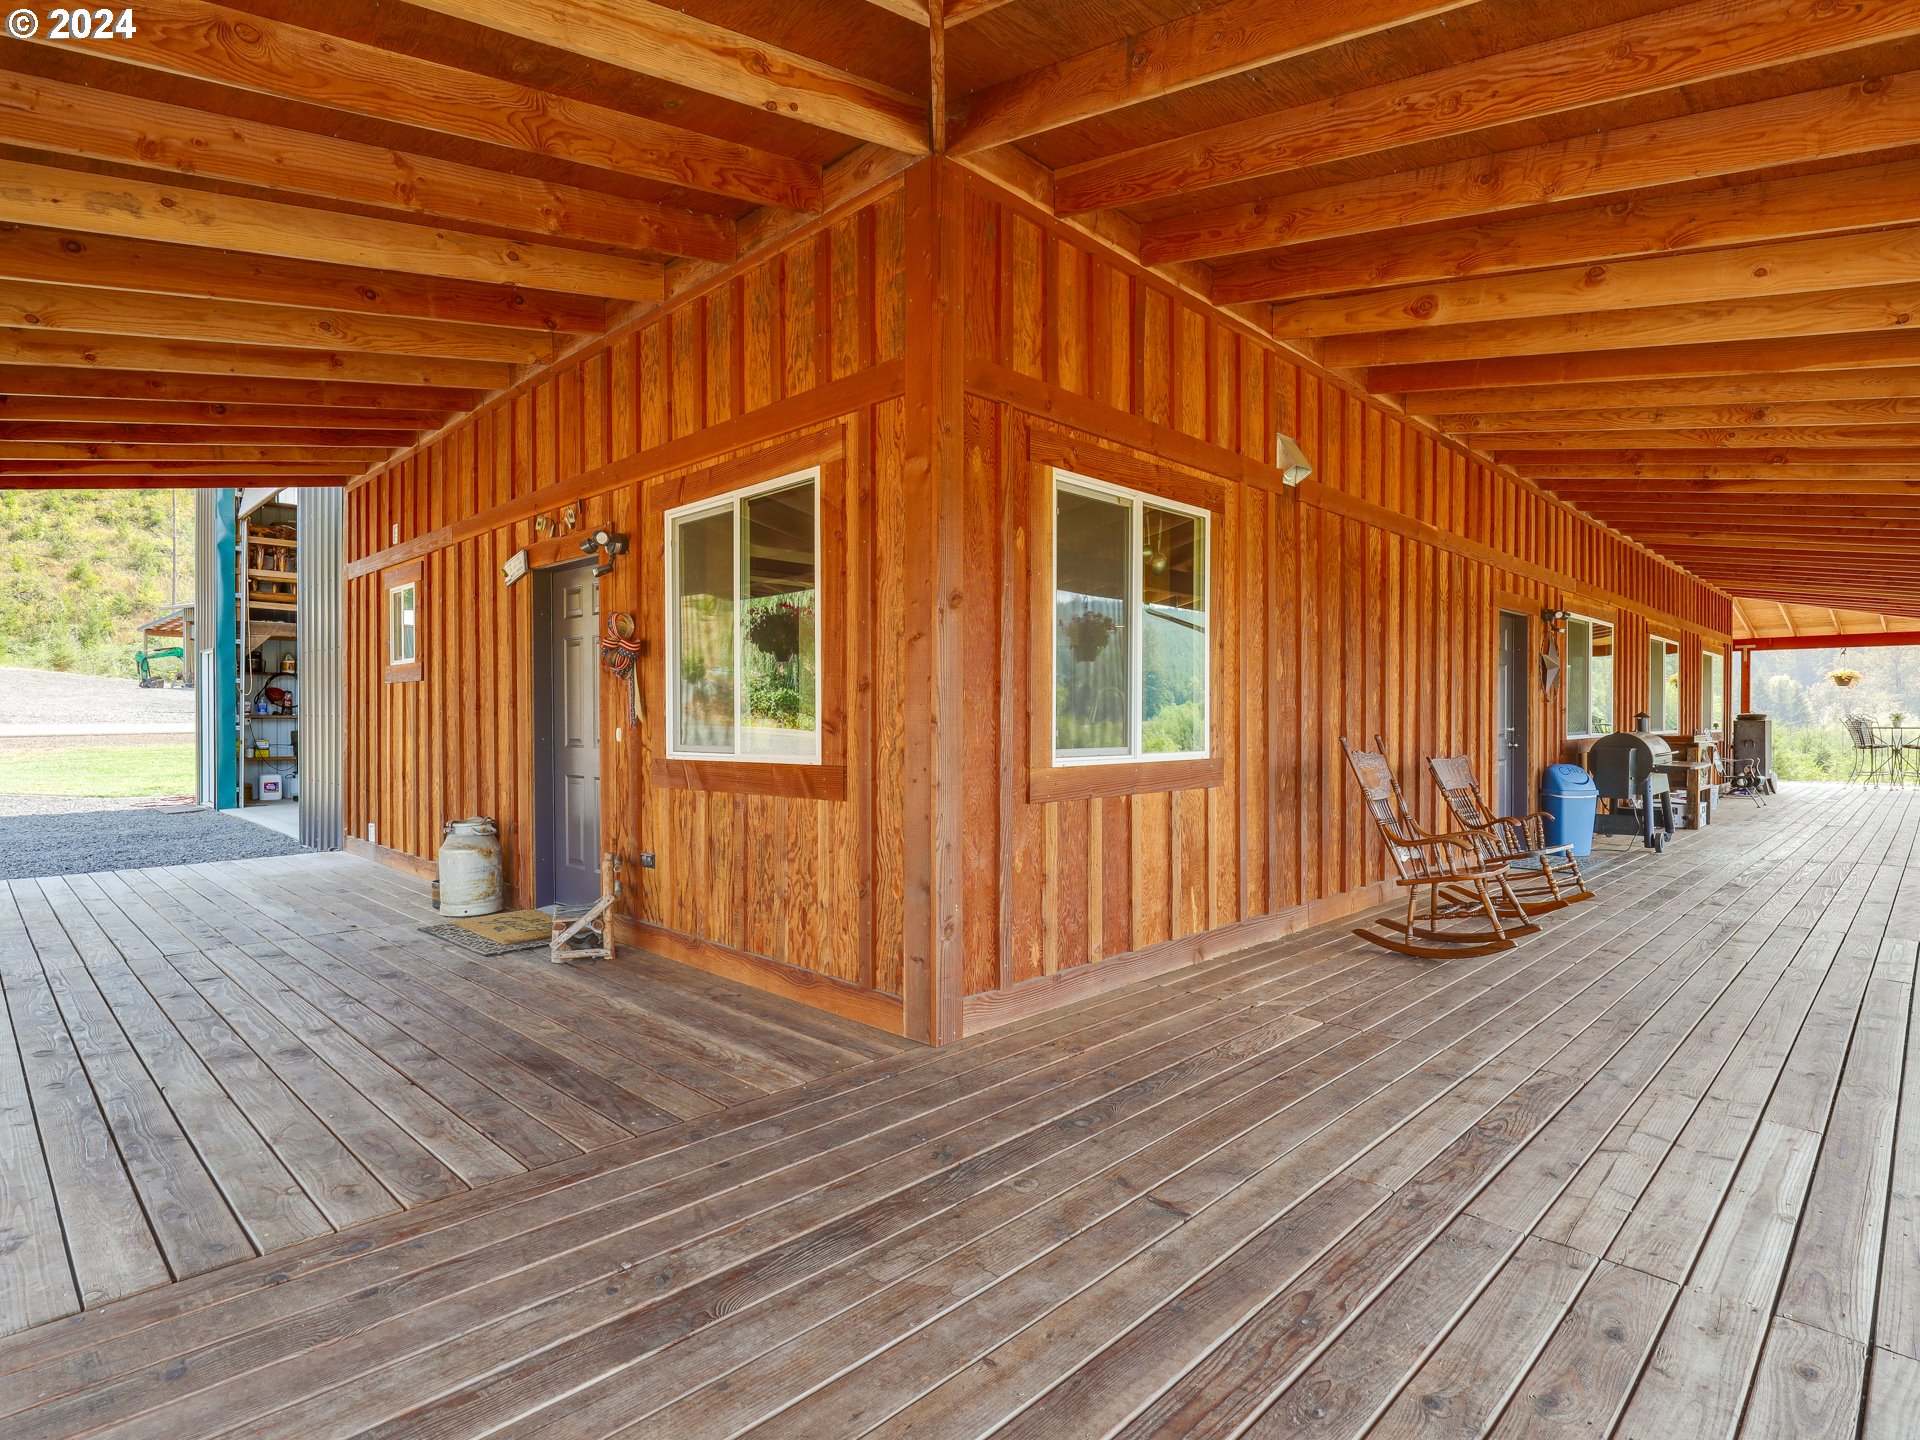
left=2, top=782, right=1918, bottom=1438
left=0, top=852, right=911, bottom=1339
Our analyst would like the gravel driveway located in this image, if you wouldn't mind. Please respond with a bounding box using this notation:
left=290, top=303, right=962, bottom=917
left=0, top=804, right=306, bottom=879
left=0, top=666, right=194, bottom=732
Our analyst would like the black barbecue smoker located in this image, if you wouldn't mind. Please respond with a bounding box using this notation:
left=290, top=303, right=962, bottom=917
left=1587, top=731, right=1677, bottom=852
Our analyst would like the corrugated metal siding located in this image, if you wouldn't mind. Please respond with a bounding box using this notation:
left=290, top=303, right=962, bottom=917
left=193, top=487, right=237, bottom=810
left=298, top=486, right=346, bottom=850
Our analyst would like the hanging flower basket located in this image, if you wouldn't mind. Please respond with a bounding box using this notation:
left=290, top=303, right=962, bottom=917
left=1830, top=668, right=1863, bottom=688
left=1061, top=609, right=1119, bottom=663
left=747, top=600, right=807, bottom=663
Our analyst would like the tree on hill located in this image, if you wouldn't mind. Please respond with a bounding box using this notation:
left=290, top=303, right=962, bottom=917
left=0, top=489, right=195, bottom=676
left=1749, top=645, right=1920, bottom=780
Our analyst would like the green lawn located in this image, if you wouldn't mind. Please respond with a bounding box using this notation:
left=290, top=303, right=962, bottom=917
left=0, top=743, right=196, bottom=797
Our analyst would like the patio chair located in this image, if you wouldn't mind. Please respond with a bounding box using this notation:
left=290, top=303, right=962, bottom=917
left=1426, top=751, right=1594, bottom=915
left=1844, top=714, right=1896, bottom=783
left=1341, top=737, right=1540, bottom=959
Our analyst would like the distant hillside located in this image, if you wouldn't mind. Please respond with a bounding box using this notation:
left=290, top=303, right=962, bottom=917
left=0, top=489, right=195, bottom=677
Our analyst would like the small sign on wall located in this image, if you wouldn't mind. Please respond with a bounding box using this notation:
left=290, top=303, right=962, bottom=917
left=501, top=548, right=530, bottom=586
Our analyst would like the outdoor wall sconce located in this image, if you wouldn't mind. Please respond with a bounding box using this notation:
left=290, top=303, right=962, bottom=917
left=580, top=528, right=628, bottom=577
left=1274, top=433, right=1314, bottom=487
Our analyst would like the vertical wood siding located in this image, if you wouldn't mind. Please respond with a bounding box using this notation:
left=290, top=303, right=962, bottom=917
left=346, top=184, right=910, bottom=1032
left=952, top=172, right=1731, bottom=1028
left=342, top=161, right=1730, bottom=1042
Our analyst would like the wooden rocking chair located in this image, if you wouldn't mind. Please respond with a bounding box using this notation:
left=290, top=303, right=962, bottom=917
left=1341, top=737, right=1540, bottom=959
left=1427, top=752, right=1595, bottom=916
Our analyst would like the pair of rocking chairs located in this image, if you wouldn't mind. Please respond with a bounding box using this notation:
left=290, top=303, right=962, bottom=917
left=1342, top=737, right=1594, bottom=959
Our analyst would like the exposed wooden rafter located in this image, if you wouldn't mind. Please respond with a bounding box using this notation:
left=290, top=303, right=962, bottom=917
left=1051, top=0, right=1920, bottom=214
left=0, top=72, right=738, bottom=263
left=1152, top=70, right=1920, bottom=266
left=949, top=0, right=1473, bottom=155
left=402, top=0, right=929, bottom=153
left=1271, top=228, right=1920, bottom=341
left=20, top=0, right=823, bottom=210
left=0, top=160, right=665, bottom=302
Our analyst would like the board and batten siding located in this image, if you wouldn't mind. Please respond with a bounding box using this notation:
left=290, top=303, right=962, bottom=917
left=341, top=159, right=1730, bottom=1046
left=949, top=169, right=1730, bottom=1033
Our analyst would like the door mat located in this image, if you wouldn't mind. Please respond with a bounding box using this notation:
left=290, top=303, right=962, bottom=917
left=420, top=908, right=553, bottom=956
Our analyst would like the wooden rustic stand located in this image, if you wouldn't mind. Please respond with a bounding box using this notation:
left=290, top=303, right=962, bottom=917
left=550, top=852, right=622, bottom=964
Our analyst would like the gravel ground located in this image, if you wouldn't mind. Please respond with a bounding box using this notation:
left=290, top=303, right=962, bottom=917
left=0, top=807, right=306, bottom=879
left=0, top=666, right=195, bottom=728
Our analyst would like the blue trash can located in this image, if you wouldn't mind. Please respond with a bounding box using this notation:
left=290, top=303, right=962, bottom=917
left=1541, top=764, right=1599, bottom=857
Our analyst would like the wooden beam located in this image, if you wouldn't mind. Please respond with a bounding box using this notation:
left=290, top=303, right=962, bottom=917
left=1739, top=629, right=1920, bottom=650
left=0, top=281, right=565, bottom=363
left=0, top=397, right=454, bottom=428
left=1539, top=476, right=1920, bottom=494
left=0, top=365, right=478, bottom=411
left=943, top=0, right=1020, bottom=26
left=0, top=423, right=420, bottom=447
left=1210, top=156, right=1920, bottom=305
left=1155, top=70, right=1920, bottom=265
left=1272, top=227, right=1920, bottom=339
left=0, top=227, right=605, bottom=334
left=0, top=71, right=737, bottom=263
left=0, top=477, right=344, bottom=489
left=1402, top=370, right=1920, bottom=415
left=1638, top=534, right=1920, bottom=556
left=861, top=0, right=929, bottom=25
left=0, top=329, right=514, bottom=389
left=0, top=443, right=395, bottom=462
left=1370, top=331, right=1920, bottom=393
left=25, top=0, right=820, bottom=211
left=1497, top=447, right=1920, bottom=467
left=1052, top=0, right=1920, bottom=213
left=0, top=160, right=661, bottom=303
left=1477, top=427, right=1920, bottom=452
left=0, top=463, right=363, bottom=476
left=1439, top=399, right=1920, bottom=433
left=403, top=0, right=928, bottom=153
left=950, top=0, right=1472, bottom=155
left=1520, top=463, right=1920, bottom=481
left=1325, top=283, right=1920, bottom=368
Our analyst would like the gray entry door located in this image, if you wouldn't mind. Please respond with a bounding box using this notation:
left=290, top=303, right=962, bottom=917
left=1495, top=610, right=1531, bottom=817
left=537, top=565, right=601, bottom=907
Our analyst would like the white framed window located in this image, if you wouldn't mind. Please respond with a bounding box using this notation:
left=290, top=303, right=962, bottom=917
left=1051, top=469, right=1210, bottom=764
left=1647, top=634, right=1679, bottom=731
left=388, top=582, right=416, bottom=665
left=1565, top=613, right=1615, bottom=738
left=383, top=561, right=422, bottom=682
left=665, top=467, right=821, bottom=763
left=1701, top=650, right=1726, bottom=731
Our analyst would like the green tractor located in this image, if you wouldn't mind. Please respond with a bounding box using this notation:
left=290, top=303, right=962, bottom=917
left=135, top=644, right=186, bottom=688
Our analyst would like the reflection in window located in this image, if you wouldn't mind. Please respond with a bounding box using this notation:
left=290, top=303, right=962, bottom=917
left=1566, top=615, right=1614, bottom=737
left=1648, top=635, right=1680, bottom=730
left=1053, top=472, right=1209, bottom=763
left=387, top=581, right=416, bottom=666
left=667, top=472, right=818, bottom=762
left=1702, top=651, right=1725, bottom=731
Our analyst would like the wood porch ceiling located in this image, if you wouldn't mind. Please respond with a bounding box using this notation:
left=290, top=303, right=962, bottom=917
left=2, top=0, right=1916, bottom=618
left=0, top=0, right=939, bottom=488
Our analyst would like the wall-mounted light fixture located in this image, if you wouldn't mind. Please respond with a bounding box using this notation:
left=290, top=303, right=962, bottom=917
left=579, top=528, right=628, bottom=577
left=1275, top=433, right=1314, bottom=487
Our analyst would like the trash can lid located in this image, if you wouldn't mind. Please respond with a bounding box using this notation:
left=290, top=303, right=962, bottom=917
left=1542, top=763, right=1597, bottom=794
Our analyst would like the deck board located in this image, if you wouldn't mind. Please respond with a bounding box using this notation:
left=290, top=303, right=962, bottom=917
left=0, top=784, right=1913, bottom=1437
left=0, top=853, right=908, bottom=1345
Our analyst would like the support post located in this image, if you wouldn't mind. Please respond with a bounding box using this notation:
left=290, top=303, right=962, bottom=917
left=900, top=156, right=968, bottom=1045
